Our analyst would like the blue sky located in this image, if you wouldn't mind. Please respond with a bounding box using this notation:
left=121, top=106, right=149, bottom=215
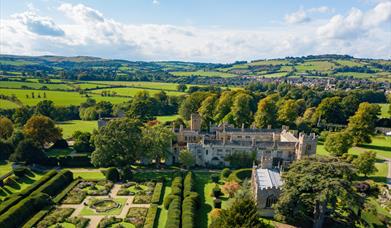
left=1, top=0, right=390, bottom=62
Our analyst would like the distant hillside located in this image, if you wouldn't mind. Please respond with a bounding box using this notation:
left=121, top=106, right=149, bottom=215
left=0, top=54, right=390, bottom=82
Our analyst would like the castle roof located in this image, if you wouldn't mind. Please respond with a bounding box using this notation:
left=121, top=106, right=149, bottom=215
left=202, top=139, right=296, bottom=148
left=256, top=168, right=282, bottom=190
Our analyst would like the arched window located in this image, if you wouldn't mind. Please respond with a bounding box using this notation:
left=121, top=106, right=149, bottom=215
left=265, top=194, right=277, bottom=208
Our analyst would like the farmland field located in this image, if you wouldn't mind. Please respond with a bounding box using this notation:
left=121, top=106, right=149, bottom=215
left=170, top=71, right=236, bottom=78
left=0, top=81, right=73, bottom=90
left=0, top=99, right=19, bottom=109
left=91, top=87, right=185, bottom=97
left=57, top=120, right=98, bottom=138
left=0, top=88, right=129, bottom=107
left=248, top=59, right=289, bottom=66
left=89, top=81, right=182, bottom=91
left=378, top=103, right=390, bottom=118
left=156, top=115, right=180, bottom=122
left=296, top=61, right=336, bottom=72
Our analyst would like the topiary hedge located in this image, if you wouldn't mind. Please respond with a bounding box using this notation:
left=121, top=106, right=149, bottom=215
left=183, top=172, right=194, bottom=198
left=21, top=206, right=53, bottom=228
left=105, top=167, right=119, bottom=182
left=144, top=203, right=158, bottom=228
left=0, top=170, right=57, bottom=215
left=151, top=182, right=163, bottom=204
left=165, top=198, right=181, bottom=228
left=170, top=176, right=183, bottom=197
left=182, top=192, right=199, bottom=228
left=228, top=168, right=252, bottom=183
left=0, top=193, right=52, bottom=227
left=34, top=170, right=73, bottom=197
left=52, top=178, right=82, bottom=204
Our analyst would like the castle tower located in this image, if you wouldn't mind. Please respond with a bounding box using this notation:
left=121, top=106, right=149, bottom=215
left=190, top=113, right=201, bottom=132
left=296, top=133, right=317, bottom=159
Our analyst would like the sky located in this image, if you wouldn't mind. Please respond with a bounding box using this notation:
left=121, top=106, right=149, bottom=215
left=0, top=0, right=390, bottom=62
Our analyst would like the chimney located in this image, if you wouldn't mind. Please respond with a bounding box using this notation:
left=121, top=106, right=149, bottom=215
left=179, top=124, right=184, bottom=133
left=252, top=137, right=256, bottom=146
left=241, top=123, right=244, bottom=132
left=267, top=124, right=271, bottom=130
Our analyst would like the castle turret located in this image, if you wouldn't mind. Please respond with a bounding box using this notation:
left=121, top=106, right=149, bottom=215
left=296, top=132, right=317, bottom=159
left=190, top=113, right=201, bottom=132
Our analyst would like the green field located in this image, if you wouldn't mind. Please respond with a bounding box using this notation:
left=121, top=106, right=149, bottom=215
left=57, top=120, right=98, bottom=138
left=0, top=81, right=72, bottom=90
left=248, top=59, right=289, bottom=66
left=89, top=81, right=182, bottom=91
left=0, top=169, right=44, bottom=200
left=333, top=72, right=377, bottom=79
left=0, top=162, right=12, bottom=176
left=259, top=72, right=287, bottom=78
left=156, top=115, right=180, bottom=122
left=171, top=71, right=236, bottom=78
left=69, top=169, right=106, bottom=180
left=0, top=88, right=129, bottom=108
left=335, top=60, right=364, bottom=67
left=91, top=87, right=185, bottom=97
left=296, top=61, right=335, bottom=72
left=0, top=99, right=19, bottom=109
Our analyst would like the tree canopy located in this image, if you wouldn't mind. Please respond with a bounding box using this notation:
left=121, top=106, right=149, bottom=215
left=23, top=115, right=62, bottom=147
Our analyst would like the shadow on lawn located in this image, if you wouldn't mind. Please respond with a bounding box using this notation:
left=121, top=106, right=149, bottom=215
left=360, top=144, right=391, bottom=152
left=195, top=173, right=213, bottom=228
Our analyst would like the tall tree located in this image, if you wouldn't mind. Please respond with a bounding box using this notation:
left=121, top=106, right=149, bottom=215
left=214, top=91, right=235, bottom=123
left=35, top=100, right=56, bottom=119
left=179, top=92, right=211, bottom=120
left=346, top=102, right=380, bottom=145
left=314, top=96, right=344, bottom=125
left=179, top=149, right=196, bottom=169
left=23, top=115, right=62, bottom=147
left=127, top=91, right=157, bottom=122
left=277, top=99, right=299, bottom=127
left=12, top=106, right=34, bottom=126
left=142, top=124, right=175, bottom=167
left=9, top=139, right=47, bottom=164
left=274, top=158, right=361, bottom=228
left=324, top=132, right=353, bottom=156
left=0, top=117, right=13, bottom=139
left=91, top=118, right=143, bottom=167
left=253, top=94, right=278, bottom=128
left=198, top=94, right=218, bottom=129
left=353, top=151, right=378, bottom=177
left=230, top=93, right=254, bottom=127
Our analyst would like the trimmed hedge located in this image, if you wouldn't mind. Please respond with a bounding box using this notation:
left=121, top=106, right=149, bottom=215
left=182, top=192, right=199, bottom=228
left=45, top=155, right=93, bottom=167
left=0, top=193, right=52, bottom=227
left=165, top=198, right=181, bottom=228
left=105, top=167, right=119, bottom=182
left=35, top=170, right=73, bottom=197
left=52, top=178, right=82, bottom=203
left=170, top=176, right=183, bottom=197
left=183, top=172, right=194, bottom=198
left=228, top=168, right=252, bottom=183
left=144, top=203, right=158, bottom=228
left=0, top=170, right=57, bottom=215
left=151, top=182, right=163, bottom=204
left=21, top=206, right=53, bottom=228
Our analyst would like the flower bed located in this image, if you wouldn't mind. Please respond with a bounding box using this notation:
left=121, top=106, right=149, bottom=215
left=63, top=180, right=113, bottom=203
left=125, top=207, right=148, bottom=228
left=117, top=181, right=155, bottom=196
left=89, top=199, right=121, bottom=213
left=36, top=208, right=75, bottom=228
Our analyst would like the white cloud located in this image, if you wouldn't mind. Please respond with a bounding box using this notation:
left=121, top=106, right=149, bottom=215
left=152, top=0, right=160, bottom=5
left=317, top=1, right=391, bottom=39
left=0, top=3, right=390, bottom=62
left=12, top=10, right=64, bottom=36
left=285, top=6, right=333, bottom=24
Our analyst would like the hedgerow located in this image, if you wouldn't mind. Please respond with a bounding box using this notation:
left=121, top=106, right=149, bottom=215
left=165, top=198, right=181, bottom=228
left=144, top=204, right=158, bottom=228
left=0, top=193, right=52, bottom=227
left=183, top=172, right=194, bottom=198
left=52, top=178, right=82, bottom=203
left=34, top=170, right=73, bottom=197
left=151, top=182, right=163, bottom=204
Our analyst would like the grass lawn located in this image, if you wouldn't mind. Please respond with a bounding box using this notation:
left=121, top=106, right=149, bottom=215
left=79, top=198, right=127, bottom=216
left=0, top=88, right=128, bottom=108
left=359, top=136, right=391, bottom=159
left=0, top=81, right=73, bottom=90
left=0, top=99, right=20, bottom=109
left=57, top=120, right=97, bottom=139
left=0, top=170, right=44, bottom=200
left=89, top=81, right=181, bottom=91
left=70, top=170, right=106, bottom=180
left=377, top=103, right=390, bottom=118
left=361, top=197, right=391, bottom=227
left=0, top=162, right=12, bottom=176
left=156, top=115, right=179, bottom=122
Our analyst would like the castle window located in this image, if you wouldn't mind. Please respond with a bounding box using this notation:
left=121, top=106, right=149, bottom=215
left=245, top=136, right=251, bottom=139
left=206, top=150, right=208, bottom=155
left=238, top=136, right=242, bottom=139
left=266, top=195, right=278, bottom=208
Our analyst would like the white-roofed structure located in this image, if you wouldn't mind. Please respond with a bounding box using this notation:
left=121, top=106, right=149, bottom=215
left=251, top=167, right=283, bottom=217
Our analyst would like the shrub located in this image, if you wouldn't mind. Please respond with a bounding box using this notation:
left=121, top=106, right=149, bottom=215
left=65, top=217, right=89, bottom=228
left=164, top=194, right=180, bottom=209
left=165, top=198, right=181, bottom=228
left=170, top=176, right=183, bottom=197
left=151, top=182, right=163, bottom=204
left=106, top=167, right=119, bottom=182
left=12, top=166, right=27, bottom=177
left=98, top=217, right=122, bottom=228
left=36, top=208, right=74, bottom=228
left=211, top=184, right=222, bottom=198
left=221, top=168, right=231, bottom=179
left=183, top=172, right=194, bottom=197
left=213, top=198, right=222, bottom=208
left=228, top=168, right=252, bottom=183
left=51, top=139, right=68, bottom=149
left=0, top=193, right=52, bottom=227
left=4, top=176, right=17, bottom=187
left=22, top=206, right=52, bottom=228
left=133, top=195, right=152, bottom=204
left=35, top=170, right=73, bottom=197
left=222, top=181, right=240, bottom=198
left=144, top=204, right=158, bottom=228
left=120, top=166, right=133, bottom=181
left=210, top=208, right=221, bottom=220
left=53, top=178, right=82, bottom=203
left=210, top=174, right=220, bottom=183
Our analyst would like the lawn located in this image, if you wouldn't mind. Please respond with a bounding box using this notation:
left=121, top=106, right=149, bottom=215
left=377, top=103, right=390, bottom=118
left=79, top=198, right=127, bottom=216
left=247, top=59, right=289, bottom=66
left=0, top=162, right=12, bottom=176
left=360, top=136, right=391, bottom=159
left=70, top=170, right=106, bottom=180
left=156, top=115, right=180, bottom=122
left=0, top=170, right=44, bottom=200
left=57, top=120, right=97, bottom=138
left=0, top=99, right=20, bottom=109
left=89, top=81, right=181, bottom=91
left=91, top=87, right=185, bottom=97
left=0, top=88, right=129, bottom=107
left=296, top=60, right=336, bottom=72
left=170, top=71, right=237, bottom=78
left=259, top=72, right=288, bottom=78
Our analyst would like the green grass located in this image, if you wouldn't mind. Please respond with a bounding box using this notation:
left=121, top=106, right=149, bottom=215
left=296, top=61, right=335, bottom=72
left=333, top=72, right=376, bottom=79
left=70, top=170, right=106, bottom=180
left=90, top=81, right=181, bottom=91
left=49, top=222, right=76, bottom=228
left=57, top=120, right=97, bottom=139
left=0, top=81, right=72, bottom=90
left=0, top=170, right=44, bottom=200
left=259, top=72, right=287, bottom=78
left=0, top=88, right=129, bottom=107
left=248, top=59, right=289, bottom=66
left=109, top=222, right=135, bottom=228
left=170, top=71, right=236, bottom=78
left=377, top=103, right=390, bottom=118
left=0, top=99, right=19, bottom=109
left=157, top=185, right=171, bottom=228
left=0, top=60, right=38, bottom=66
left=91, top=87, right=184, bottom=97
left=156, top=115, right=180, bottom=122
left=360, top=136, right=391, bottom=159
left=79, top=198, right=127, bottom=215
left=0, top=162, right=12, bottom=176
left=335, top=60, right=364, bottom=67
